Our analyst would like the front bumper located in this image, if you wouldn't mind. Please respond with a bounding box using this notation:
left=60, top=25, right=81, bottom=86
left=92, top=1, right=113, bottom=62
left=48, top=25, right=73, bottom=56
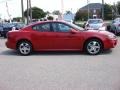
left=104, top=38, right=117, bottom=49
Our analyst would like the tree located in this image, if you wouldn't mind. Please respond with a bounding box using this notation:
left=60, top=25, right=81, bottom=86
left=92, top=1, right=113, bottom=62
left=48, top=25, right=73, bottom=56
left=47, top=16, right=54, bottom=20
left=104, top=4, right=112, bottom=20
left=13, top=17, right=22, bottom=22
left=52, top=10, right=61, bottom=15
left=75, top=4, right=113, bottom=21
left=46, top=11, right=50, bottom=15
left=75, top=10, right=88, bottom=21
left=117, top=1, right=120, bottom=15
left=24, top=7, right=46, bottom=19
left=66, top=11, right=71, bottom=14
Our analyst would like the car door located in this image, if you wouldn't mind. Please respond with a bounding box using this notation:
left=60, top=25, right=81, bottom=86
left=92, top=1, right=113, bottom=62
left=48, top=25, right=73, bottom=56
left=51, top=22, right=83, bottom=50
left=32, top=23, right=55, bottom=50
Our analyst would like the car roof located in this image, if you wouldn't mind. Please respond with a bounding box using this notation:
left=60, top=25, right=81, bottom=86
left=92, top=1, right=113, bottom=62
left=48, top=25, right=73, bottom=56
left=29, top=20, right=68, bottom=26
left=23, top=20, right=69, bottom=29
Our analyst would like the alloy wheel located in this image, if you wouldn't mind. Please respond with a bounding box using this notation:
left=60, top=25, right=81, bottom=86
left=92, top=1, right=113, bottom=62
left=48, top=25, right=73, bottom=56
left=18, top=41, right=32, bottom=55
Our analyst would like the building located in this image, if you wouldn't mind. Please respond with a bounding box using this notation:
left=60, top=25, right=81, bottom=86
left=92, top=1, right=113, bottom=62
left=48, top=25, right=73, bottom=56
left=80, top=3, right=102, bottom=18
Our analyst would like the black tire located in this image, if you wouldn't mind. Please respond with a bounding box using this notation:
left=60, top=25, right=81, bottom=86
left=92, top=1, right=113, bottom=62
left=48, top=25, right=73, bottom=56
left=84, top=39, right=103, bottom=55
left=17, top=41, right=32, bottom=56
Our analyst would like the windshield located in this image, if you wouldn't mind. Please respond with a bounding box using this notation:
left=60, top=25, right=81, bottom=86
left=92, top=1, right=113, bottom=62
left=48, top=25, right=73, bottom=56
left=88, top=19, right=103, bottom=24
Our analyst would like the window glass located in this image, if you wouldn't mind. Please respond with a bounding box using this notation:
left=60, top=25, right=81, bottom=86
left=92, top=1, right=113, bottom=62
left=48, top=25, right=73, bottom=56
left=32, top=23, right=51, bottom=32
left=52, top=23, right=58, bottom=32
left=52, top=23, right=71, bottom=32
left=58, top=23, right=71, bottom=32
left=88, top=19, right=103, bottom=24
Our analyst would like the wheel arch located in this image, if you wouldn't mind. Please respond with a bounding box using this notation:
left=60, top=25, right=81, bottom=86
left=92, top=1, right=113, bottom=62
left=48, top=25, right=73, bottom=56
left=83, top=37, right=104, bottom=51
left=16, top=39, right=33, bottom=50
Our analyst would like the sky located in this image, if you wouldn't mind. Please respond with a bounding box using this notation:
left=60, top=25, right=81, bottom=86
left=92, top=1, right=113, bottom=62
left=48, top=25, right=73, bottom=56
left=0, top=0, right=119, bottom=19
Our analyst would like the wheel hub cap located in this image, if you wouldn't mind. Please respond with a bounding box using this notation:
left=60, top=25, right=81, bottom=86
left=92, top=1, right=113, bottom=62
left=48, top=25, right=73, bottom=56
left=87, top=41, right=100, bottom=54
left=19, top=43, right=31, bottom=55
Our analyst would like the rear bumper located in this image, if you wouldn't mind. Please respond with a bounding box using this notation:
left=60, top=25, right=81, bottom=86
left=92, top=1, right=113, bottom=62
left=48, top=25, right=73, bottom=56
left=6, top=40, right=16, bottom=50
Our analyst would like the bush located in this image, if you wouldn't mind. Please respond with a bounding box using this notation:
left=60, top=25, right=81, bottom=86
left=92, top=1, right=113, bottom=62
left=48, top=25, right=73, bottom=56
left=47, top=16, right=54, bottom=20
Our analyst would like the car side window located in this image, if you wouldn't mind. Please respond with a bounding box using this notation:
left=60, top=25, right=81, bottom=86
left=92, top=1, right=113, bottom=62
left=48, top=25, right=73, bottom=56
left=58, top=23, right=71, bottom=32
left=32, top=23, right=51, bottom=32
left=52, top=23, right=71, bottom=32
left=52, top=23, right=59, bottom=32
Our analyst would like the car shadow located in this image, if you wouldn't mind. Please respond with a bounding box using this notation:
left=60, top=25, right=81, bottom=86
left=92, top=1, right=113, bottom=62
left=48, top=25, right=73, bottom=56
left=0, top=49, right=112, bottom=56
left=100, top=49, right=112, bottom=55
left=0, top=50, right=21, bottom=56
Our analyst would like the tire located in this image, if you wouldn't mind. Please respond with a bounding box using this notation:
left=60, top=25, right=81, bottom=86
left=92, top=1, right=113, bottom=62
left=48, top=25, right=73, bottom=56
left=17, top=41, right=32, bottom=55
left=84, top=39, right=103, bottom=55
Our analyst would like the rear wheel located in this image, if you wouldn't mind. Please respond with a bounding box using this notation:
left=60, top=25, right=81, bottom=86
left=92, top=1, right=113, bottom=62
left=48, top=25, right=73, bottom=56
left=17, top=41, right=32, bottom=55
left=85, top=39, right=103, bottom=55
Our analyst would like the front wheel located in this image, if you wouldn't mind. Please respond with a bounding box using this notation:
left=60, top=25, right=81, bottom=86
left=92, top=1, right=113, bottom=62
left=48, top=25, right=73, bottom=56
left=17, top=41, right=32, bottom=55
left=85, top=39, right=103, bottom=55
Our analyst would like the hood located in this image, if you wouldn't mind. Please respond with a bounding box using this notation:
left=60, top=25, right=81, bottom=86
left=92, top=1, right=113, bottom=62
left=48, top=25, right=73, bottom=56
left=98, top=30, right=114, bottom=35
left=86, top=29, right=114, bottom=36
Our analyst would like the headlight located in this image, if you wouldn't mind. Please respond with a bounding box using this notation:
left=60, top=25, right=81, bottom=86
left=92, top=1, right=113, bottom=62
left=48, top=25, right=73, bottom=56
left=107, top=34, right=116, bottom=39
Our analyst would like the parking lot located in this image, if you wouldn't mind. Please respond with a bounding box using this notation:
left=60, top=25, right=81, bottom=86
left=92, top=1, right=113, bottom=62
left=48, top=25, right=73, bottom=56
left=0, top=37, right=120, bottom=90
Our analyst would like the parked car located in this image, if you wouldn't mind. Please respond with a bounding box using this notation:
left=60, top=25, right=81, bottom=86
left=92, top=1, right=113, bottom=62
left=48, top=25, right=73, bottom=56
left=84, top=19, right=106, bottom=30
left=0, top=23, right=14, bottom=38
left=1, top=22, right=25, bottom=38
left=0, top=24, right=3, bottom=37
left=6, top=21, right=117, bottom=55
left=11, top=22, right=26, bottom=30
left=107, top=18, right=120, bottom=35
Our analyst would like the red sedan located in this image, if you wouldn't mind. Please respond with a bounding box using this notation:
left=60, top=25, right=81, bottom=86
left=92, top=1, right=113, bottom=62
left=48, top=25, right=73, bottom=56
left=6, top=21, right=117, bottom=55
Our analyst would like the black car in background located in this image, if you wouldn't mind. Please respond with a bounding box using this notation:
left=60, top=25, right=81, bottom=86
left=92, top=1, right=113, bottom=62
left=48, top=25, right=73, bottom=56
left=0, top=24, right=3, bottom=37
left=0, top=22, right=25, bottom=38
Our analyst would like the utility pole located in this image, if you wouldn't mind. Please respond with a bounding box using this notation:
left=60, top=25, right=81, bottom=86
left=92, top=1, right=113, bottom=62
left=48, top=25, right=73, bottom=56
left=114, top=2, right=119, bottom=17
left=61, top=0, right=64, bottom=20
left=21, top=0, right=25, bottom=23
left=6, top=2, right=11, bottom=22
left=102, top=0, right=104, bottom=20
left=29, top=0, right=32, bottom=23
left=27, top=0, right=29, bottom=24
left=87, top=0, right=90, bottom=19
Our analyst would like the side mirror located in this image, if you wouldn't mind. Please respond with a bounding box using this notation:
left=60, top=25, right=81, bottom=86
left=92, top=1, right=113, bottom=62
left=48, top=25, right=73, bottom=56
left=70, top=29, right=77, bottom=34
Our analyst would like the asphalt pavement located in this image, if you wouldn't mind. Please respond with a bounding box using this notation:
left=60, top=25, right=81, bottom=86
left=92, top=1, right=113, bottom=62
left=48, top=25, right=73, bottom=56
left=0, top=37, right=120, bottom=90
